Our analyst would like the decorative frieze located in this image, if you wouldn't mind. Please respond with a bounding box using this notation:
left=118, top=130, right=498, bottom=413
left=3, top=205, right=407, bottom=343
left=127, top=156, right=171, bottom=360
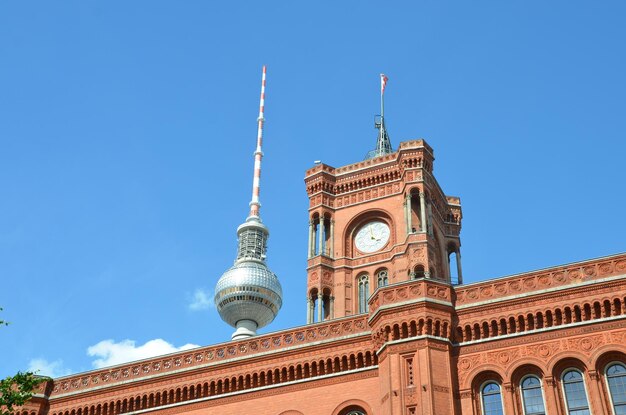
left=456, top=254, right=626, bottom=307
left=50, top=315, right=369, bottom=396
left=456, top=326, right=626, bottom=388
left=369, top=279, right=452, bottom=314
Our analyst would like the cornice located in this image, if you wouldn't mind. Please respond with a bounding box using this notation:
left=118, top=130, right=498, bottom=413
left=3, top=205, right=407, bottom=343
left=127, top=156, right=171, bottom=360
left=304, top=140, right=432, bottom=180
left=377, top=335, right=452, bottom=355
left=307, top=236, right=447, bottom=271
left=49, top=315, right=370, bottom=398
left=457, top=252, right=626, bottom=292
left=51, top=330, right=373, bottom=400
left=456, top=273, right=626, bottom=311
left=368, top=297, right=453, bottom=324
left=367, top=278, right=453, bottom=321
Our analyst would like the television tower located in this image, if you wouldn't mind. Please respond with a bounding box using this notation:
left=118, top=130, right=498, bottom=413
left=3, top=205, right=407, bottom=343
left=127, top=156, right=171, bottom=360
left=214, top=66, right=283, bottom=340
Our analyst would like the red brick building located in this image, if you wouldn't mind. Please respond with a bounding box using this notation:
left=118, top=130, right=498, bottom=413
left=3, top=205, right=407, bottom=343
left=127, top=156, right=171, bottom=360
left=21, top=139, right=626, bottom=415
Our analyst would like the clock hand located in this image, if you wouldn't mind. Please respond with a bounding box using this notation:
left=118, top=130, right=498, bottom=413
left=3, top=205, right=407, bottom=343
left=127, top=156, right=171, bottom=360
left=372, top=227, right=380, bottom=240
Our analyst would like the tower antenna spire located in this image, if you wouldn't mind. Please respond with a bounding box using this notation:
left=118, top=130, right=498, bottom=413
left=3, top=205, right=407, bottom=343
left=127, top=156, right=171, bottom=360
left=366, top=73, right=393, bottom=159
left=248, top=65, right=267, bottom=219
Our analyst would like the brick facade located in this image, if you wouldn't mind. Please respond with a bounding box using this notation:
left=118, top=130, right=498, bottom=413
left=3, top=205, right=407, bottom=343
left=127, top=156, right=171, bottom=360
left=20, top=140, right=626, bottom=415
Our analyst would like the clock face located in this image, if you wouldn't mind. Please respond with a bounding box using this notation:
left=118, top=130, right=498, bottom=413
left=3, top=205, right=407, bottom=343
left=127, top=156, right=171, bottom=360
left=355, top=221, right=390, bottom=253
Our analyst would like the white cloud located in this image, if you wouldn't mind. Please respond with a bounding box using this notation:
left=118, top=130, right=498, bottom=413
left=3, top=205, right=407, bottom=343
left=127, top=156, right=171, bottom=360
left=189, top=288, right=214, bottom=311
left=28, top=358, right=72, bottom=378
left=87, top=339, right=199, bottom=369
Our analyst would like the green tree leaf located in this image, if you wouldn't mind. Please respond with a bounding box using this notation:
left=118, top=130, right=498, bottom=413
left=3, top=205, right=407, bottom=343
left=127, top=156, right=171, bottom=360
left=1, top=308, right=49, bottom=415
left=0, top=372, right=47, bottom=415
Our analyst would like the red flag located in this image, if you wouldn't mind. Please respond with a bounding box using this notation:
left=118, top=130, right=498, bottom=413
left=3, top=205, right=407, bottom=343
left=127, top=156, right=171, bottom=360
left=381, top=74, right=389, bottom=94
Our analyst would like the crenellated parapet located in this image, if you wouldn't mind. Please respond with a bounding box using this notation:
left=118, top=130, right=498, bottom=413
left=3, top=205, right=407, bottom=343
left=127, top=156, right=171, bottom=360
left=304, top=140, right=455, bottom=216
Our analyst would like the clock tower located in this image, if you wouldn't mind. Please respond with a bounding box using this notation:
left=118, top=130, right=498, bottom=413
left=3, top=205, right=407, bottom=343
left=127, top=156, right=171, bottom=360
left=304, top=138, right=463, bottom=323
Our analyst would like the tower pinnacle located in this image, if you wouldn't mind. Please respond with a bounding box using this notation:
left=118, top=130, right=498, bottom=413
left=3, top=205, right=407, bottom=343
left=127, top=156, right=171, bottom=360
left=365, top=73, right=393, bottom=159
left=214, top=66, right=283, bottom=341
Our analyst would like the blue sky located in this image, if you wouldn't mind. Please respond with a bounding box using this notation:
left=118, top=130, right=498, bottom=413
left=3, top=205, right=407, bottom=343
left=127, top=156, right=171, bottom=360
left=1, top=1, right=625, bottom=378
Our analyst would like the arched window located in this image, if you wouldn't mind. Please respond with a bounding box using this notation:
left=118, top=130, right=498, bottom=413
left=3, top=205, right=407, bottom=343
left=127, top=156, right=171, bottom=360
left=481, top=382, right=504, bottom=415
left=358, top=275, right=369, bottom=313
left=339, top=405, right=367, bottom=415
left=377, top=269, right=388, bottom=287
left=414, top=265, right=425, bottom=279
left=520, top=376, right=546, bottom=415
left=561, top=369, right=590, bottom=415
left=605, top=363, right=626, bottom=415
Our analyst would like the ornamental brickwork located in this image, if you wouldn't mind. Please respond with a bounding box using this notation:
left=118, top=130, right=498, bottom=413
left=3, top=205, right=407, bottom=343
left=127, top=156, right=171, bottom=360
left=17, top=140, right=626, bottom=415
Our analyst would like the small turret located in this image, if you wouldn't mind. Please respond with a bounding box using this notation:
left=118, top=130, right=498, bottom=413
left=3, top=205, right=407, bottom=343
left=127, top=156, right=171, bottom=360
left=365, top=74, right=393, bottom=159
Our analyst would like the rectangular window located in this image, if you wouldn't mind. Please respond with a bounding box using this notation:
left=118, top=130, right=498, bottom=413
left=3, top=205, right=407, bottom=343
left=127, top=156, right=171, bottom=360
left=405, top=357, right=414, bottom=386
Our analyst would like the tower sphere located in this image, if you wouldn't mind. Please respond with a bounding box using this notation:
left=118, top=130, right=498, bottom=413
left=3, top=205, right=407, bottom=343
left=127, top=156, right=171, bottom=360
left=214, top=260, right=282, bottom=331
left=214, top=218, right=283, bottom=340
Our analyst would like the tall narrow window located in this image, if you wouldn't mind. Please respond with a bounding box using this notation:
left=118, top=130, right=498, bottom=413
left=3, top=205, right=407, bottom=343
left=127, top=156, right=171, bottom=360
left=562, top=369, right=590, bottom=415
left=606, top=363, right=626, bottom=415
left=358, top=275, right=369, bottom=313
left=520, top=376, right=546, bottom=415
left=447, top=244, right=461, bottom=285
left=315, top=218, right=326, bottom=256
left=481, top=382, right=504, bottom=415
left=377, top=270, right=388, bottom=287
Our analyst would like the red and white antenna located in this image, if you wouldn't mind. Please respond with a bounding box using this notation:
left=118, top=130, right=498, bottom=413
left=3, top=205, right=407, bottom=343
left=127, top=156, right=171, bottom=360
left=248, top=65, right=267, bottom=218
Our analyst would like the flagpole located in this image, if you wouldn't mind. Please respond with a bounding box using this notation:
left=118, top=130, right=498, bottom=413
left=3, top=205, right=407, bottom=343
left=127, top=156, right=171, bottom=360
left=381, top=75, right=385, bottom=120
left=380, top=74, right=386, bottom=155
left=367, top=74, right=392, bottom=160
